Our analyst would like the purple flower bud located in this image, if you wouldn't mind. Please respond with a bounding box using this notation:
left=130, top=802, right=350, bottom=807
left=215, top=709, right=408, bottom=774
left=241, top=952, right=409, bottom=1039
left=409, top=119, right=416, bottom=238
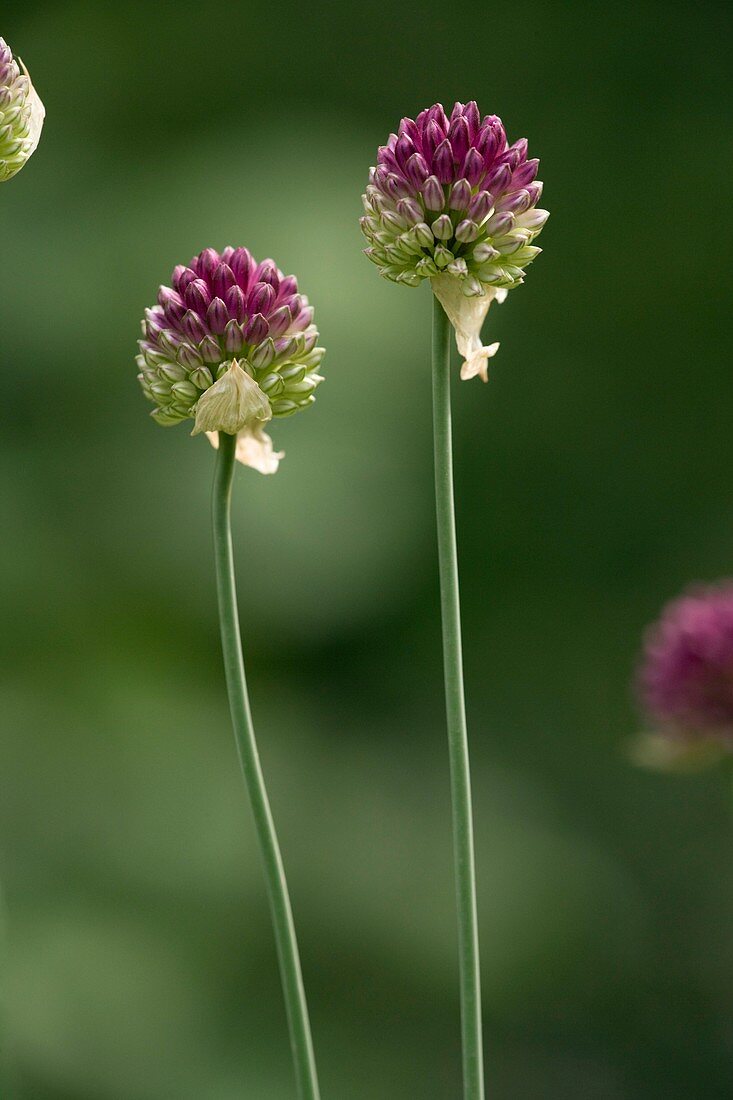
left=159, top=330, right=187, bottom=356
left=268, top=305, right=293, bottom=338
left=463, top=101, right=481, bottom=138
left=288, top=294, right=304, bottom=319
left=384, top=173, right=412, bottom=199
left=273, top=336, right=299, bottom=360
left=158, top=287, right=186, bottom=325
left=448, top=116, right=471, bottom=162
left=226, top=285, right=247, bottom=323
left=394, top=133, right=414, bottom=167
left=421, top=175, right=445, bottom=211
left=476, top=118, right=505, bottom=164
left=495, top=188, right=531, bottom=215
left=255, top=259, right=280, bottom=288
left=484, top=210, right=514, bottom=237
left=224, top=319, right=245, bottom=353
left=248, top=282, right=276, bottom=317
left=175, top=266, right=198, bottom=293
left=213, top=263, right=236, bottom=298
left=181, top=309, right=207, bottom=343
left=244, top=313, right=270, bottom=344
left=424, top=119, right=443, bottom=157
left=485, top=162, right=512, bottom=197
left=196, top=248, right=220, bottom=280
left=511, top=158, right=540, bottom=188
left=206, top=297, right=229, bottom=335
left=433, top=139, right=456, bottom=184
left=405, top=152, right=429, bottom=187
left=293, top=304, right=315, bottom=329
left=377, top=146, right=399, bottom=175
left=427, top=103, right=449, bottom=132
left=184, top=279, right=211, bottom=315
left=467, top=190, right=493, bottom=222
left=230, top=247, right=255, bottom=289
left=277, top=275, right=299, bottom=301
left=449, top=179, right=472, bottom=211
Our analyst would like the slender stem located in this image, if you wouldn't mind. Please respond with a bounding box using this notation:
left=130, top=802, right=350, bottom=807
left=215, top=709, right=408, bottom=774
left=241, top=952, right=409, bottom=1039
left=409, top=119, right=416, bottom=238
left=0, top=885, right=16, bottom=1100
left=432, top=297, right=485, bottom=1100
left=212, top=432, right=320, bottom=1100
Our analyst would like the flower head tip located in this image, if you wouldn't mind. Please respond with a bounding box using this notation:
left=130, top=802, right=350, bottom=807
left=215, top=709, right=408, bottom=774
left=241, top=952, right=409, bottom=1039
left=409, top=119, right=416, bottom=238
left=0, top=37, right=45, bottom=182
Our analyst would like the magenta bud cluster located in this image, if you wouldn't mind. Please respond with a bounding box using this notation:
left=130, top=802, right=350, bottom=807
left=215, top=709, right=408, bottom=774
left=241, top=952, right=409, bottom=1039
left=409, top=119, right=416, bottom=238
left=137, top=247, right=325, bottom=426
left=360, top=101, right=548, bottom=296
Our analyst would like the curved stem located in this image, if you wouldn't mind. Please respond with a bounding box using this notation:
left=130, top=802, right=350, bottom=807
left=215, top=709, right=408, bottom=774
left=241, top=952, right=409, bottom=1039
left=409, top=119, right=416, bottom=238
left=212, top=432, right=321, bottom=1100
left=432, top=297, right=485, bottom=1100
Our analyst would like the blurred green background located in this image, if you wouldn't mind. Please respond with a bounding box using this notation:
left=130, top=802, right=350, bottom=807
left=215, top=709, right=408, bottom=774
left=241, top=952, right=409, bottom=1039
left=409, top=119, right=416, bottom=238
left=2, top=1, right=732, bottom=1097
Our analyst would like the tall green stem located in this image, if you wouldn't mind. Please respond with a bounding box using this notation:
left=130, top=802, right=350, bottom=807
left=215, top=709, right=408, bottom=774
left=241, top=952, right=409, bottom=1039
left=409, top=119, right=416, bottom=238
left=212, top=431, right=320, bottom=1100
left=432, top=297, right=484, bottom=1100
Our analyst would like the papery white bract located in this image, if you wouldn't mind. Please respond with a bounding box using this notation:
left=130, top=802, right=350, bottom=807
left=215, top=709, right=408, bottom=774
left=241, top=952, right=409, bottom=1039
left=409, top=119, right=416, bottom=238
left=432, top=274, right=507, bottom=382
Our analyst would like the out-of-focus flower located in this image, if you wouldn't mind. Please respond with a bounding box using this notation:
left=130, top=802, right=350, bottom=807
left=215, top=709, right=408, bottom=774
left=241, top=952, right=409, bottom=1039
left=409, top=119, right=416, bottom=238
left=633, top=583, right=733, bottom=770
left=0, top=37, right=45, bottom=182
left=360, top=101, right=548, bottom=380
left=137, top=247, right=325, bottom=473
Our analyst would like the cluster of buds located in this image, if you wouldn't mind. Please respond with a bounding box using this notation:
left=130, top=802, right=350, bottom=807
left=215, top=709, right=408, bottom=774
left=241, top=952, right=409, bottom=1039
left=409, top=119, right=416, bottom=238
left=634, top=584, right=733, bottom=770
left=361, top=102, right=548, bottom=380
left=0, top=37, right=44, bottom=183
left=137, top=247, right=325, bottom=473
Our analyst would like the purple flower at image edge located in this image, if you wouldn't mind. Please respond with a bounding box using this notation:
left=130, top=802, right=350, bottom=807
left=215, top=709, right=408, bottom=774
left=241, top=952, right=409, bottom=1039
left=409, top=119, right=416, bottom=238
left=634, top=584, right=733, bottom=770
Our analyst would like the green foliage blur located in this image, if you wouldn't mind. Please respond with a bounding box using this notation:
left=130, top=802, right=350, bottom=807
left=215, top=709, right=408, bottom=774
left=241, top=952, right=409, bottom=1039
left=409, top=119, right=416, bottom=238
left=2, top=1, right=732, bottom=1096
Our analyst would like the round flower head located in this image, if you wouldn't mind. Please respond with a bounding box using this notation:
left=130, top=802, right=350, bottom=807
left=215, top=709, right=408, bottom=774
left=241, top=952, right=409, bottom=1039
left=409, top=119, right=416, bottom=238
left=634, top=583, right=733, bottom=769
left=0, top=37, right=45, bottom=182
left=360, top=102, right=548, bottom=381
left=137, top=247, right=325, bottom=474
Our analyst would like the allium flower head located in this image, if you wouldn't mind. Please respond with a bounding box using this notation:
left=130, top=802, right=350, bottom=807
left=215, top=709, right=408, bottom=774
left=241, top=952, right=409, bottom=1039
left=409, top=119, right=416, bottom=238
left=360, top=102, right=548, bottom=380
left=634, top=584, right=733, bottom=769
left=0, top=38, right=45, bottom=182
left=137, top=247, right=325, bottom=474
